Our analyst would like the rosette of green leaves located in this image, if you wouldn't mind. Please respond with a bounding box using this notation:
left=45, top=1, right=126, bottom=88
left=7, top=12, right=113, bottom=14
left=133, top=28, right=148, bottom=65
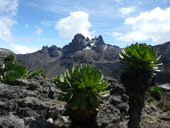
left=119, top=43, right=162, bottom=75
left=0, top=61, right=27, bottom=84
left=53, top=64, right=108, bottom=110
left=26, top=69, right=46, bottom=79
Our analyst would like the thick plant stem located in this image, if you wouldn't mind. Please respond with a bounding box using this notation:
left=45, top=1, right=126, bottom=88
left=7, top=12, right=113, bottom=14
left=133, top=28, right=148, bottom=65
left=67, top=108, right=98, bottom=128
left=70, top=117, right=98, bottom=128
left=128, top=93, right=145, bottom=128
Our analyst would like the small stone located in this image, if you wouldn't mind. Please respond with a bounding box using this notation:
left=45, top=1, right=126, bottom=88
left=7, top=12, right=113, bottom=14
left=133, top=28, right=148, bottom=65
left=61, top=116, right=69, bottom=124
left=110, top=97, right=121, bottom=106
left=121, top=94, right=129, bottom=102
left=48, top=86, right=56, bottom=99
left=47, top=118, right=53, bottom=123
left=103, top=93, right=110, bottom=98
left=110, top=85, right=126, bottom=95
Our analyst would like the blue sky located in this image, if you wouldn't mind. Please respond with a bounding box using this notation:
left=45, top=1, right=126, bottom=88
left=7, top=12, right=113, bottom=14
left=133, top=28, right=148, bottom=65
left=0, top=0, right=170, bottom=54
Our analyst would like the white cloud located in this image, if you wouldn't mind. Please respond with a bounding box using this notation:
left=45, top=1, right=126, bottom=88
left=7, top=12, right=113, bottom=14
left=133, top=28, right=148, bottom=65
left=119, top=6, right=136, bottom=15
left=0, top=0, right=37, bottom=54
left=0, top=17, right=16, bottom=42
left=0, top=0, right=35, bottom=54
left=10, top=43, right=37, bottom=54
left=0, top=0, right=18, bottom=16
left=113, top=7, right=170, bottom=44
left=34, top=26, right=43, bottom=35
left=0, top=0, right=18, bottom=43
left=55, top=11, right=92, bottom=39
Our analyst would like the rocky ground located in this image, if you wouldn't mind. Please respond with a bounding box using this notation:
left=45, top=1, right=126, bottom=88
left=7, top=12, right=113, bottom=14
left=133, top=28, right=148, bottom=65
left=0, top=76, right=169, bottom=128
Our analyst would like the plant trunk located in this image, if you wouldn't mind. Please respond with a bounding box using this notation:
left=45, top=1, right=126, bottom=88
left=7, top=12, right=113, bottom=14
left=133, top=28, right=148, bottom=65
left=67, top=108, right=98, bottom=128
left=121, top=70, right=151, bottom=128
left=128, top=92, right=145, bottom=128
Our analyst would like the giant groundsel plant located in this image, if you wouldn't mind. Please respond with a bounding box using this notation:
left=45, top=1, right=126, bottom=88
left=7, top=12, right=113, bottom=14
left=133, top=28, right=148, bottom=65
left=119, top=43, right=162, bottom=75
left=119, top=43, right=162, bottom=128
left=0, top=55, right=46, bottom=84
left=0, top=61, right=27, bottom=84
left=53, top=64, right=109, bottom=127
left=54, top=64, right=108, bottom=110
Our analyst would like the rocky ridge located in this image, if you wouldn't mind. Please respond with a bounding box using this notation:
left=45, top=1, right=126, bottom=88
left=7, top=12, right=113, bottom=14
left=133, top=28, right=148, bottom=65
left=16, top=34, right=170, bottom=84
left=16, top=34, right=121, bottom=80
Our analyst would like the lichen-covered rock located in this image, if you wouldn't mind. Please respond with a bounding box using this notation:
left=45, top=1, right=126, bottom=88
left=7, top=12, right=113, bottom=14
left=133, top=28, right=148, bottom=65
left=97, top=104, right=122, bottom=128
left=0, top=114, right=25, bottom=128
left=0, top=78, right=64, bottom=128
left=0, top=76, right=169, bottom=128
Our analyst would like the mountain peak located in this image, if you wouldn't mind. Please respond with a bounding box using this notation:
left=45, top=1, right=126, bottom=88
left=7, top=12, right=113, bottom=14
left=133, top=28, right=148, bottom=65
left=62, top=33, right=88, bottom=55
left=38, top=45, right=61, bottom=57
left=16, top=34, right=170, bottom=83
left=73, top=33, right=85, bottom=41
left=62, top=34, right=107, bottom=55
left=96, top=35, right=105, bottom=45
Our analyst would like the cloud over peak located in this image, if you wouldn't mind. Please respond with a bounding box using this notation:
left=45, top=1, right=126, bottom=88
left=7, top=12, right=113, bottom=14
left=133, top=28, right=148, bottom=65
left=55, top=11, right=93, bottom=39
left=114, top=7, right=170, bottom=44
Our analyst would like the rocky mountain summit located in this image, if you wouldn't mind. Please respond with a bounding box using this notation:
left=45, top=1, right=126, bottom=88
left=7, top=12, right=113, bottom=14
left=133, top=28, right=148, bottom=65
left=62, top=34, right=106, bottom=55
left=16, top=34, right=170, bottom=83
left=17, top=34, right=121, bottom=79
left=39, top=45, right=62, bottom=57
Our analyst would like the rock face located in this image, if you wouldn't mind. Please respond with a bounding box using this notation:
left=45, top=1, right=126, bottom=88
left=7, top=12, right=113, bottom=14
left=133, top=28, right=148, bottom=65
left=0, top=114, right=25, bottom=128
left=0, top=48, right=15, bottom=66
left=0, top=76, right=170, bottom=128
left=16, top=34, right=170, bottom=83
left=16, top=34, right=121, bottom=79
left=154, top=42, right=170, bottom=83
left=62, top=34, right=88, bottom=55
left=0, top=77, right=64, bottom=128
left=0, top=77, right=128, bottom=128
left=39, top=45, right=62, bottom=57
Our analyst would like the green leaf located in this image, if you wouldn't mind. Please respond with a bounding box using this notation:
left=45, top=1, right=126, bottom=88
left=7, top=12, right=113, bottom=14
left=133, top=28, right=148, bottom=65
left=0, top=61, right=27, bottom=84
left=53, top=64, right=109, bottom=110
left=119, top=43, right=162, bottom=76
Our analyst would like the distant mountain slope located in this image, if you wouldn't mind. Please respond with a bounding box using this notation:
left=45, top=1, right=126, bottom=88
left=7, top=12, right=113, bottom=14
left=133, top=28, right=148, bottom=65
left=154, top=42, right=170, bottom=83
left=16, top=34, right=121, bottom=79
left=16, top=34, right=170, bottom=83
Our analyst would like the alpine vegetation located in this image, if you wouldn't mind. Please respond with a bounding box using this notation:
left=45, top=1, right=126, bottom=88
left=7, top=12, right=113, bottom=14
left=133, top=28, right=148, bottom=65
left=53, top=64, right=109, bottom=128
left=0, top=55, right=27, bottom=84
left=0, top=55, right=46, bottom=84
left=119, top=43, right=162, bottom=128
